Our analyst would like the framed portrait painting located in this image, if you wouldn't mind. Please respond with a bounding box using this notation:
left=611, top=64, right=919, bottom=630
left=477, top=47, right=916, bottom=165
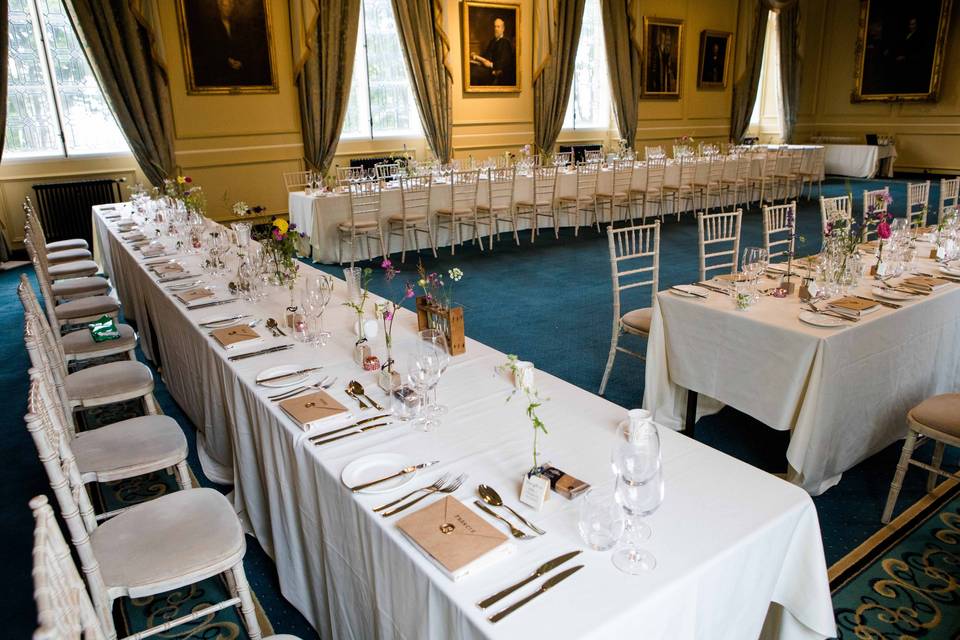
left=852, top=0, right=953, bottom=102
left=176, top=0, right=278, bottom=95
left=642, top=17, right=683, bottom=98
left=461, top=1, right=521, bottom=93
left=697, top=30, right=731, bottom=89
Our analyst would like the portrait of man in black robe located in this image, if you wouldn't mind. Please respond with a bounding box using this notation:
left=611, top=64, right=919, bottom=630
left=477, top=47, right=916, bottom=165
left=179, top=0, right=277, bottom=93
left=463, top=4, right=520, bottom=92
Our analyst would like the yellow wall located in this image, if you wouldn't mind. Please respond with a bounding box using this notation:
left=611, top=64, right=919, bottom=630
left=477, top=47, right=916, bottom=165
left=796, top=0, right=960, bottom=174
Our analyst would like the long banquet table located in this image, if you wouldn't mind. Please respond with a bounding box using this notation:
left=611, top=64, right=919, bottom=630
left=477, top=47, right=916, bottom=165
left=644, top=254, right=960, bottom=495
left=822, top=144, right=897, bottom=179
left=291, top=153, right=815, bottom=264
left=93, top=203, right=836, bottom=640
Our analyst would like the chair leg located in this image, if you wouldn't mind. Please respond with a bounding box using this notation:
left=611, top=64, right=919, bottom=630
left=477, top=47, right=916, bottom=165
left=882, top=430, right=918, bottom=524
left=928, top=440, right=946, bottom=492
left=399, top=223, right=407, bottom=263
left=598, top=323, right=621, bottom=396
left=230, top=564, right=263, bottom=640
left=174, top=460, right=192, bottom=490
left=143, top=393, right=160, bottom=415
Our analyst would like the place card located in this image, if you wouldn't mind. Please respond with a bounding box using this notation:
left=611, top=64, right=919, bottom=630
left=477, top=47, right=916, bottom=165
left=396, top=496, right=512, bottom=581
left=175, top=288, right=214, bottom=304
left=210, top=325, right=262, bottom=350
left=278, top=390, right=349, bottom=430
left=519, top=472, right=549, bottom=511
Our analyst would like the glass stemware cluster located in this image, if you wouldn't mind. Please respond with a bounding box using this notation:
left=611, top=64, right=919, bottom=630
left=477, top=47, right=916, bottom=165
left=406, top=329, right=451, bottom=432
left=300, top=275, right=334, bottom=347
left=736, top=246, right=769, bottom=307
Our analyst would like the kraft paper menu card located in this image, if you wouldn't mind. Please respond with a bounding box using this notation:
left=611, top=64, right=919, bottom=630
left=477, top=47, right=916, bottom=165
left=175, top=287, right=214, bottom=304
left=904, top=276, right=950, bottom=291
left=828, top=297, right=879, bottom=316
left=153, top=262, right=184, bottom=275
left=278, top=391, right=349, bottom=429
left=210, top=325, right=262, bottom=350
left=397, top=496, right=513, bottom=581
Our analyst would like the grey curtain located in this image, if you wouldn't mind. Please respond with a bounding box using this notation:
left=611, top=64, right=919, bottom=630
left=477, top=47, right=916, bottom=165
left=778, top=3, right=801, bottom=143
left=729, top=0, right=769, bottom=142
left=600, top=0, right=642, bottom=148
left=66, top=0, right=176, bottom=186
left=1, top=0, right=9, bottom=261
left=391, top=0, right=453, bottom=163
left=292, top=0, right=361, bottom=174
left=533, top=0, right=586, bottom=153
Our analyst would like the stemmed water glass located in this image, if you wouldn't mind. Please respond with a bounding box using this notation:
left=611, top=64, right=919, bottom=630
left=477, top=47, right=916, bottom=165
left=417, top=329, right=451, bottom=417
left=407, top=353, right=441, bottom=431
left=302, top=275, right=334, bottom=347
left=741, top=246, right=768, bottom=282
left=611, top=414, right=663, bottom=573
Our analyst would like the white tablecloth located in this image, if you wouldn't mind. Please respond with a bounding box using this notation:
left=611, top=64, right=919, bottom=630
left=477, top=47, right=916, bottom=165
left=823, top=144, right=897, bottom=179
left=291, top=156, right=794, bottom=264
left=93, top=204, right=836, bottom=640
left=644, top=259, right=960, bottom=495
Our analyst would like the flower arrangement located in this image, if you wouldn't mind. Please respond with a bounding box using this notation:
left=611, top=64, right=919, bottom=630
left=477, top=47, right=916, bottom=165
left=865, top=192, right=894, bottom=269
left=374, top=258, right=415, bottom=374
left=343, top=266, right=373, bottom=341
left=416, top=261, right=463, bottom=310
left=231, top=201, right=266, bottom=217
left=499, top=355, right=548, bottom=473
left=258, top=218, right=302, bottom=286
left=164, top=175, right=192, bottom=200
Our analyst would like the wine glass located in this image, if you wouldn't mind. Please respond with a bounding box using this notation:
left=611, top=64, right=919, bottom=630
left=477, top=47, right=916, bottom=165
left=417, top=329, right=451, bottom=416
left=407, top=354, right=440, bottom=431
left=303, top=275, right=334, bottom=346
left=613, top=469, right=664, bottom=573
left=741, top=246, right=766, bottom=282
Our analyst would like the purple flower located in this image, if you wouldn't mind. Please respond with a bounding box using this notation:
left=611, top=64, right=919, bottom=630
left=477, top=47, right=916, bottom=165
left=272, top=228, right=282, bottom=241
left=381, top=258, right=392, bottom=269
left=384, top=310, right=394, bottom=322
left=404, top=283, right=415, bottom=299
left=877, top=221, right=891, bottom=239
left=289, top=223, right=298, bottom=230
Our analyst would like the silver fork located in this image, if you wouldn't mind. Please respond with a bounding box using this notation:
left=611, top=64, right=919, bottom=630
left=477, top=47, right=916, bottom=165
left=372, top=474, right=450, bottom=513
left=381, top=474, right=466, bottom=517
left=268, top=376, right=336, bottom=402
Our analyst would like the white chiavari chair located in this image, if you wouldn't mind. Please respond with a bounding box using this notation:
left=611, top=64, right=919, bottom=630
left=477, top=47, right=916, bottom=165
left=800, top=147, right=826, bottom=200
left=23, top=206, right=93, bottom=265
left=19, top=275, right=135, bottom=364
left=862, top=186, right=890, bottom=242
left=375, top=162, right=401, bottom=180
left=595, top=159, right=635, bottom=226
left=23, top=221, right=108, bottom=301
left=772, top=149, right=803, bottom=203
left=672, top=144, right=693, bottom=159
left=820, top=195, right=852, bottom=235
left=436, top=169, right=482, bottom=254
left=906, top=180, right=931, bottom=228
left=693, top=153, right=725, bottom=213
left=386, top=174, right=436, bottom=263
left=762, top=202, right=797, bottom=263
left=336, top=165, right=367, bottom=185
left=697, top=209, right=742, bottom=281
left=23, top=377, right=267, bottom=640
left=338, top=179, right=384, bottom=265
left=24, top=195, right=89, bottom=253
left=25, top=237, right=120, bottom=330
left=938, top=176, right=959, bottom=223
left=554, top=151, right=574, bottom=168
left=749, top=152, right=780, bottom=207
left=557, top=161, right=599, bottom=236
left=282, top=170, right=312, bottom=193
left=644, top=145, right=665, bottom=160
left=698, top=142, right=720, bottom=156
left=24, top=212, right=100, bottom=282
left=719, top=154, right=751, bottom=212
left=583, top=149, right=603, bottom=163
left=662, top=156, right=696, bottom=221
left=483, top=167, right=520, bottom=246
left=515, top=165, right=559, bottom=243
left=632, top=157, right=666, bottom=223
left=599, top=222, right=660, bottom=396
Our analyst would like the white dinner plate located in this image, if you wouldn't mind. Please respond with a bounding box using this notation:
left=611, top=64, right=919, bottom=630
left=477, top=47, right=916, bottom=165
left=255, top=364, right=312, bottom=388
left=340, top=453, right=417, bottom=494
left=669, top=284, right=710, bottom=298
left=939, top=265, right=960, bottom=277
left=871, top=286, right=914, bottom=301
left=798, top=310, right=847, bottom=328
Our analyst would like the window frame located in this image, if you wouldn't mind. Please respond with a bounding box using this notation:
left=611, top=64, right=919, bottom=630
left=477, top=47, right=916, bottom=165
left=562, top=0, right=612, bottom=132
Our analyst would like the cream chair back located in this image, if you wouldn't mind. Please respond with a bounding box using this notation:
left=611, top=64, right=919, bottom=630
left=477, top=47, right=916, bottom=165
left=23, top=312, right=74, bottom=431
left=820, top=195, right=851, bottom=232
left=906, top=181, right=931, bottom=228
left=706, top=154, right=726, bottom=183
left=611, top=159, right=635, bottom=195
left=644, top=145, right=665, bottom=160
left=698, top=210, right=742, bottom=281
left=336, top=166, right=366, bottom=185
left=449, top=169, right=481, bottom=212
left=31, top=494, right=107, bottom=640
left=486, top=167, right=517, bottom=212
left=282, top=171, right=311, bottom=193
left=939, top=177, right=959, bottom=223
left=531, top=165, right=559, bottom=205
left=574, top=162, right=600, bottom=199
left=645, top=157, right=667, bottom=192
left=762, top=202, right=796, bottom=262
left=862, top=187, right=890, bottom=241
left=607, top=222, right=661, bottom=319
left=398, top=175, right=432, bottom=225
left=375, top=162, right=401, bottom=180
left=348, top=179, right=382, bottom=226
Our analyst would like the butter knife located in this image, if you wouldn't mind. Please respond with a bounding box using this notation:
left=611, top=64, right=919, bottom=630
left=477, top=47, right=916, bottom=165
left=187, top=298, right=239, bottom=310
left=256, top=366, right=323, bottom=385
left=227, top=344, right=293, bottom=361
left=477, top=551, right=582, bottom=610
left=307, top=414, right=390, bottom=440
left=159, top=273, right=200, bottom=283
left=348, top=460, right=439, bottom=492
left=312, top=421, right=391, bottom=446
left=488, top=565, right=584, bottom=623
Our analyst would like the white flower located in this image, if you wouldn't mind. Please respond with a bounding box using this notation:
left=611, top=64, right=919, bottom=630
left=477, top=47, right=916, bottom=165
left=233, top=201, right=249, bottom=216
left=448, top=268, right=463, bottom=282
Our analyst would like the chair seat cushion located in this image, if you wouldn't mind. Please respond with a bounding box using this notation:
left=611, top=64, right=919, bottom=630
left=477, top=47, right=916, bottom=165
left=595, top=191, right=628, bottom=199
left=515, top=200, right=552, bottom=208
left=91, top=488, right=244, bottom=596
left=436, top=207, right=473, bottom=216
left=621, top=307, right=652, bottom=333
left=61, top=322, right=136, bottom=356
left=51, top=276, right=110, bottom=299
left=46, top=238, right=89, bottom=251
left=909, top=393, right=960, bottom=437
left=74, top=415, right=188, bottom=482
left=46, top=247, right=93, bottom=264
left=55, top=295, right=119, bottom=320
left=476, top=204, right=509, bottom=212
left=338, top=219, right=380, bottom=230
left=65, top=360, right=153, bottom=402
left=558, top=195, right=595, bottom=203
left=630, top=188, right=661, bottom=195
left=48, top=260, right=99, bottom=279
left=388, top=213, right=428, bottom=223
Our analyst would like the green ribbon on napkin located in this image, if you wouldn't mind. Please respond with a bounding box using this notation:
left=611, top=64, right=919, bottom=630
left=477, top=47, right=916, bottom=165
left=88, top=315, right=120, bottom=342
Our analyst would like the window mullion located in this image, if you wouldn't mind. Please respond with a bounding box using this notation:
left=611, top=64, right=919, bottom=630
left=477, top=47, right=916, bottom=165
left=32, top=0, right=68, bottom=157
left=360, top=0, right=374, bottom=139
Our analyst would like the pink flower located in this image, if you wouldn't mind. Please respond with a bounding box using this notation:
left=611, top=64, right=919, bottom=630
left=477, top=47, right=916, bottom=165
left=381, top=258, right=392, bottom=269
left=404, top=284, right=415, bottom=299
left=877, top=221, right=891, bottom=239
left=272, top=228, right=282, bottom=241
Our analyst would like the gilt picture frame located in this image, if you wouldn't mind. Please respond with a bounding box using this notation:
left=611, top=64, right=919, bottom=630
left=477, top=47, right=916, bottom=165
left=176, top=0, right=278, bottom=95
left=642, top=17, right=683, bottom=99
left=697, top=30, right=731, bottom=89
left=461, top=1, right=522, bottom=93
left=852, top=0, right=953, bottom=102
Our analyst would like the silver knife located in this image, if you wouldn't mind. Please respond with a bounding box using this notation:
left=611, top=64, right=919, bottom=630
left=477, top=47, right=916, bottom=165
left=348, top=460, right=440, bottom=492
left=227, top=344, right=293, bottom=361
left=200, top=314, right=247, bottom=327
left=312, top=421, right=392, bottom=446
left=307, top=414, right=390, bottom=440
left=256, top=366, right=323, bottom=385
left=159, top=273, right=201, bottom=283
left=187, top=298, right=239, bottom=310
left=477, top=551, right=582, bottom=610
left=488, top=565, right=584, bottom=623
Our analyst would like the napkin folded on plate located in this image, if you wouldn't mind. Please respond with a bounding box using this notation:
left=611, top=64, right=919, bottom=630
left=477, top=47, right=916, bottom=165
left=278, top=390, right=350, bottom=430
left=210, top=325, right=263, bottom=350
left=904, top=276, right=950, bottom=291
left=827, top=296, right=879, bottom=317
left=175, top=287, right=214, bottom=304
left=396, top=496, right=513, bottom=581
